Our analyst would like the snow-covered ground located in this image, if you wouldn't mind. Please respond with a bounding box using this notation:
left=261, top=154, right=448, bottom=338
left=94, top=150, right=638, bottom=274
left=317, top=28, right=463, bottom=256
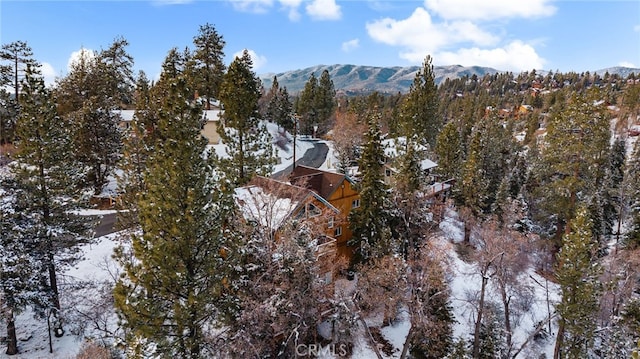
left=1, top=203, right=564, bottom=358
left=2, top=230, right=121, bottom=359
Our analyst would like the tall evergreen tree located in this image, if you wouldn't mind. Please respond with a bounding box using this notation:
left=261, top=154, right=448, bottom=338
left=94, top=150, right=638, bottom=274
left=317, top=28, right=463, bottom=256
left=192, top=23, right=226, bottom=109
left=0, top=41, right=37, bottom=105
left=434, top=121, right=463, bottom=182
left=601, top=137, right=626, bottom=242
left=399, top=55, right=441, bottom=147
left=0, top=41, right=36, bottom=145
left=539, top=90, right=610, bottom=245
left=114, top=61, right=237, bottom=358
left=4, top=64, right=94, bottom=326
left=315, top=69, right=336, bottom=135
left=0, top=188, right=45, bottom=355
left=554, top=206, right=602, bottom=359
left=349, top=111, right=392, bottom=262
left=296, top=73, right=318, bottom=136
left=218, top=50, right=274, bottom=186
left=264, top=76, right=294, bottom=132
left=460, top=131, right=490, bottom=215
left=116, top=70, right=158, bottom=230
left=625, top=138, right=640, bottom=248
left=392, top=137, right=431, bottom=258
left=98, top=36, right=135, bottom=107
left=55, top=39, right=129, bottom=194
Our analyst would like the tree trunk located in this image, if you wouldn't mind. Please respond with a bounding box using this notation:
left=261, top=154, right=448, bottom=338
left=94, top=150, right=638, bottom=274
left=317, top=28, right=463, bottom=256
left=399, top=325, right=413, bottom=359
left=500, top=285, right=512, bottom=355
left=554, top=319, right=565, bottom=359
left=48, top=253, right=60, bottom=310
left=473, top=275, right=488, bottom=359
left=6, top=310, right=18, bottom=355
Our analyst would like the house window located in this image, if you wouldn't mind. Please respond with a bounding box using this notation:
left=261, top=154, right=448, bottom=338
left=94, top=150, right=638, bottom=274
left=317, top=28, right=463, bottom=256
left=307, top=203, right=321, bottom=217
left=328, top=216, right=334, bottom=228
left=352, top=199, right=360, bottom=209
left=334, top=226, right=342, bottom=237
left=385, top=169, right=392, bottom=177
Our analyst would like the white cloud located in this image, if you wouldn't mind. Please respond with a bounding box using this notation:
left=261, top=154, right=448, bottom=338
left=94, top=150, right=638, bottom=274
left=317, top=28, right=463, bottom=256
left=619, top=61, right=637, bottom=68
left=366, top=8, right=497, bottom=54
left=41, top=62, right=57, bottom=87
left=233, top=49, right=268, bottom=71
left=306, top=0, right=341, bottom=20
left=366, top=5, right=549, bottom=71
left=67, top=48, right=96, bottom=72
left=342, top=39, right=360, bottom=52
left=424, top=0, right=556, bottom=21
left=434, top=41, right=545, bottom=71
left=279, top=0, right=302, bottom=21
left=634, top=24, right=640, bottom=32
left=228, top=0, right=274, bottom=13
left=227, top=0, right=337, bottom=21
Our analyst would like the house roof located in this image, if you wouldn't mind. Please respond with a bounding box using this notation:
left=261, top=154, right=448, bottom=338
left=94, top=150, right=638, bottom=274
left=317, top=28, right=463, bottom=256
left=289, top=165, right=355, bottom=200
left=234, top=176, right=338, bottom=230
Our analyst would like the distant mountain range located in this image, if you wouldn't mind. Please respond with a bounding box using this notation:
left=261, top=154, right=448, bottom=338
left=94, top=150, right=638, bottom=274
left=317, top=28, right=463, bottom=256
left=259, top=64, right=640, bottom=95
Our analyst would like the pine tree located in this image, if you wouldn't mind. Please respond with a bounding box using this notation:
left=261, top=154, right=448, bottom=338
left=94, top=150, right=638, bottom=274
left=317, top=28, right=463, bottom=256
left=392, top=137, right=431, bottom=258
left=0, top=41, right=36, bottom=145
left=0, top=41, right=37, bottom=105
left=296, top=73, right=318, bottom=136
left=0, top=189, right=45, bottom=355
left=264, top=76, right=294, bottom=132
left=218, top=50, right=275, bottom=186
left=315, top=69, right=336, bottom=136
left=625, top=137, right=640, bottom=248
left=554, top=205, right=602, bottom=359
left=460, top=131, right=489, bottom=215
left=601, top=138, right=626, bottom=242
left=434, top=121, right=463, bottom=182
left=114, top=61, right=237, bottom=358
left=4, top=64, right=94, bottom=326
left=55, top=39, right=128, bottom=194
left=192, top=23, right=226, bottom=109
left=69, top=98, right=123, bottom=194
left=349, top=111, right=392, bottom=262
left=98, top=36, right=135, bottom=107
left=399, top=55, right=441, bottom=148
left=116, top=70, right=158, bottom=230
left=540, top=90, right=610, bottom=246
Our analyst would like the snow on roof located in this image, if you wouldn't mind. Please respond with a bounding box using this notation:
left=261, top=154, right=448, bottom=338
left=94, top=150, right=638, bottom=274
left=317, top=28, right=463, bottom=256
left=420, top=158, right=437, bottom=171
left=234, top=184, right=300, bottom=231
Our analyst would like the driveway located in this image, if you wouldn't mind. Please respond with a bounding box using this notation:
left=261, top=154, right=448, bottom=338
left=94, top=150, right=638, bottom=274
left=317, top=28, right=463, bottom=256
left=94, top=212, right=118, bottom=238
left=272, top=140, right=329, bottom=178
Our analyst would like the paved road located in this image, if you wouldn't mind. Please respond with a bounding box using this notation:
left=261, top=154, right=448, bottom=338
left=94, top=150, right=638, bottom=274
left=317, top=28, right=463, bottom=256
left=95, top=212, right=118, bottom=237
left=272, top=140, right=329, bottom=179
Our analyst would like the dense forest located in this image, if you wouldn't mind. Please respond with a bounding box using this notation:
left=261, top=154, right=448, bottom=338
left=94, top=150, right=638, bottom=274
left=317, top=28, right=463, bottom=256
left=1, top=22, right=640, bottom=359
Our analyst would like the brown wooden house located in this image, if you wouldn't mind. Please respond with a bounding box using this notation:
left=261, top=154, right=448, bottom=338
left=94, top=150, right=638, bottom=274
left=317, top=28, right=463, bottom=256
left=234, top=176, right=340, bottom=285
left=288, top=165, right=360, bottom=259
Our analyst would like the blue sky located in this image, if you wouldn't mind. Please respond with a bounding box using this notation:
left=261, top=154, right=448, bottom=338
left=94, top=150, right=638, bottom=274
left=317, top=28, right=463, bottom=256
left=1, top=0, right=639, bottom=86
